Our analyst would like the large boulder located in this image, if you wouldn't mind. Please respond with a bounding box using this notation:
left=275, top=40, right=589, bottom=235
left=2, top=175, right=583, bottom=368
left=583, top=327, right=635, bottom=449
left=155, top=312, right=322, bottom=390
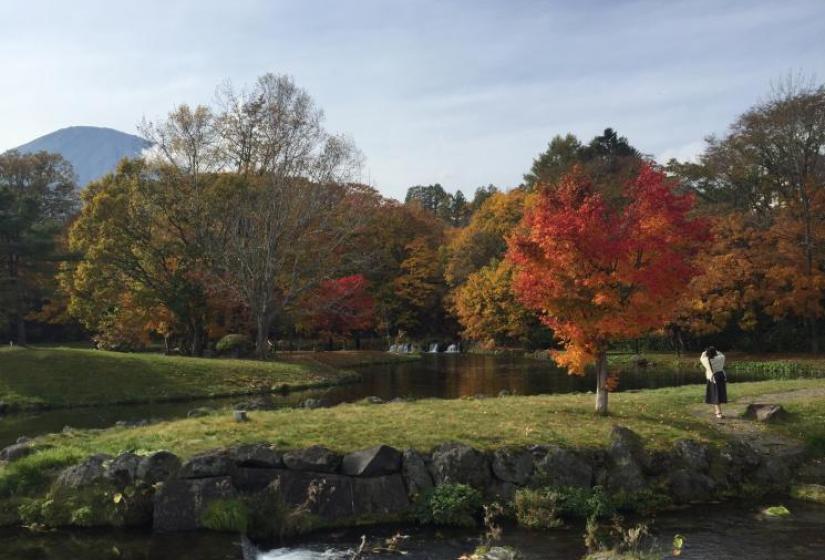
left=401, top=448, right=433, bottom=498
left=54, top=454, right=112, bottom=490
left=530, top=445, right=592, bottom=489
left=273, top=471, right=355, bottom=520
left=674, top=439, right=711, bottom=473
left=153, top=476, right=237, bottom=532
left=283, top=446, right=341, bottom=473
left=352, top=474, right=410, bottom=515
left=137, top=451, right=181, bottom=484
left=605, top=426, right=648, bottom=493
left=104, top=452, right=141, bottom=487
left=744, top=403, right=787, bottom=423
left=0, top=442, right=36, bottom=463
left=178, top=451, right=235, bottom=479
left=491, top=447, right=534, bottom=485
left=342, top=445, right=402, bottom=477
left=668, top=469, right=716, bottom=504
left=229, top=443, right=283, bottom=468
left=232, top=467, right=282, bottom=493
left=429, top=443, right=491, bottom=489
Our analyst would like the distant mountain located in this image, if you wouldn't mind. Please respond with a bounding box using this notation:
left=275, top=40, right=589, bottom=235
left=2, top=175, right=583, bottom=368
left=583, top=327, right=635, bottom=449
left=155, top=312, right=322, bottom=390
left=10, top=126, right=151, bottom=188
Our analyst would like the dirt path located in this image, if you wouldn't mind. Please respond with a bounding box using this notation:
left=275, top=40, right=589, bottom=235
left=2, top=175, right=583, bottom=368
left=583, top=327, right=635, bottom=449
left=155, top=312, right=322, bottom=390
left=689, top=388, right=812, bottom=457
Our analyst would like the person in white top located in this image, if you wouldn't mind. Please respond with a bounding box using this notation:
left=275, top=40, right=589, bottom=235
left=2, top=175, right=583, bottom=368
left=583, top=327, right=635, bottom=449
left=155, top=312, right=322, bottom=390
left=700, top=346, right=727, bottom=418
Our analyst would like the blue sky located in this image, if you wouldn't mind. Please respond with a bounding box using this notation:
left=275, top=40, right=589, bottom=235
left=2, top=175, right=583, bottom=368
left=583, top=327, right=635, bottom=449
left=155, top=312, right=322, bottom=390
left=1, top=0, right=824, bottom=200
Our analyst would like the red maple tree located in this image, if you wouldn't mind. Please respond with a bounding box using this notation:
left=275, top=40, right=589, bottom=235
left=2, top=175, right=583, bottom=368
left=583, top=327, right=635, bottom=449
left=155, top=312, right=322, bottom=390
left=302, top=274, right=375, bottom=349
left=506, top=164, right=709, bottom=414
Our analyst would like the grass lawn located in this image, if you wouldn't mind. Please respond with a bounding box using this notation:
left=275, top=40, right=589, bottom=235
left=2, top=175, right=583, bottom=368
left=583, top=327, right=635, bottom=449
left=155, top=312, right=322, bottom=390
left=0, top=346, right=414, bottom=410
left=31, top=378, right=825, bottom=460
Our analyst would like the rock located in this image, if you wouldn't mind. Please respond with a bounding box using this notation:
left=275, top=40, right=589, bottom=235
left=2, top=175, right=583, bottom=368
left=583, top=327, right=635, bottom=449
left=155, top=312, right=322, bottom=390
left=283, top=445, right=341, bottom=473
left=429, top=443, right=491, bottom=489
left=233, top=410, right=248, bottom=422
left=487, top=479, right=518, bottom=501
left=761, top=505, right=791, bottom=517
left=606, top=426, right=648, bottom=493
left=352, top=474, right=410, bottom=515
left=62, top=425, right=74, bottom=434
left=531, top=445, right=592, bottom=489
left=0, top=442, right=35, bottom=463
left=16, top=436, right=31, bottom=444
left=179, top=451, right=235, bottom=479
left=234, top=397, right=270, bottom=411
left=273, top=471, right=356, bottom=520
left=674, top=439, right=711, bottom=473
left=363, top=396, right=384, bottom=405
left=668, top=468, right=716, bottom=504
left=54, top=454, right=112, bottom=490
left=491, top=447, right=534, bottom=485
left=744, top=403, right=787, bottom=422
left=481, top=547, right=520, bottom=560
left=301, top=398, right=325, bottom=409
left=497, top=389, right=511, bottom=397
left=401, top=448, right=433, bottom=498
left=105, top=452, right=141, bottom=486
left=342, top=445, right=402, bottom=477
left=232, top=467, right=282, bottom=493
left=795, top=458, right=825, bottom=484
left=791, top=483, right=825, bottom=504
left=153, top=476, right=237, bottom=532
left=229, top=443, right=283, bottom=468
left=186, top=407, right=213, bottom=418
left=137, top=451, right=181, bottom=484
left=629, top=355, right=649, bottom=367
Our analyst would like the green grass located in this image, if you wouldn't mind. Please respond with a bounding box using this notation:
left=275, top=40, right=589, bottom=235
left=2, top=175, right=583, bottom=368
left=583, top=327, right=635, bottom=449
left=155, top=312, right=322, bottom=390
left=0, top=346, right=411, bottom=410
left=609, top=352, right=825, bottom=379
left=28, top=379, right=824, bottom=460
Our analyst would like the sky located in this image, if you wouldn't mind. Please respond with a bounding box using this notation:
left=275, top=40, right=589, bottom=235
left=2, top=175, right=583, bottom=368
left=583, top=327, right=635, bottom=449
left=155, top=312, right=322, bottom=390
left=1, top=0, right=824, bottom=201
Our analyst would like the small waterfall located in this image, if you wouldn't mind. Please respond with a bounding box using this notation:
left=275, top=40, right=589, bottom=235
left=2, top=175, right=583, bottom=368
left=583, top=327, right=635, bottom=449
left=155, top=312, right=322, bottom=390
left=445, top=343, right=459, bottom=353
left=428, top=342, right=439, bottom=353
left=388, top=343, right=414, bottom=353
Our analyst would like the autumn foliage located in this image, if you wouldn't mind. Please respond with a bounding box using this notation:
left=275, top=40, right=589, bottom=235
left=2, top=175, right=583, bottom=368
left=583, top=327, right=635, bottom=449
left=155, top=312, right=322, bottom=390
left=507, top=164, right=708, bottom=412
left=301, top=274, right=375, bottom=340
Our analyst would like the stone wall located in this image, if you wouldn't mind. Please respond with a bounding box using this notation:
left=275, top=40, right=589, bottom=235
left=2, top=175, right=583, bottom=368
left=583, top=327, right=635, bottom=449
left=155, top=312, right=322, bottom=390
left=2, top=425, right=811, bottom=533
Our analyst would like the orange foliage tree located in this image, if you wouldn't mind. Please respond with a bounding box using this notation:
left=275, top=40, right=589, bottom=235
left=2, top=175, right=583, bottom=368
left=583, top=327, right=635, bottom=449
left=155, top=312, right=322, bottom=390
left=507, top=165, right=708, bottom=414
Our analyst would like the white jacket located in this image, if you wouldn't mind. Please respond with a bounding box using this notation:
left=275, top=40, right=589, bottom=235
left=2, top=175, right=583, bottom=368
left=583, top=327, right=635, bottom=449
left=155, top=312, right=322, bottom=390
left=700, top=351, right=725, bottom=381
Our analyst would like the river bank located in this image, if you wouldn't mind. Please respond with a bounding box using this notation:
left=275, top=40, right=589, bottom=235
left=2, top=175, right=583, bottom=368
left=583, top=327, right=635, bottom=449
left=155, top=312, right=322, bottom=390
left=0, top=347, right=417, bottom=413
left=0, top=379, right=822, bottom=541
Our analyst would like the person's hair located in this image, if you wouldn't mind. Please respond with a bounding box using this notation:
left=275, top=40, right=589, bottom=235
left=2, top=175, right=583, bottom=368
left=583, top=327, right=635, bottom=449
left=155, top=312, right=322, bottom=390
left=705, top=346, right=717, bottom=359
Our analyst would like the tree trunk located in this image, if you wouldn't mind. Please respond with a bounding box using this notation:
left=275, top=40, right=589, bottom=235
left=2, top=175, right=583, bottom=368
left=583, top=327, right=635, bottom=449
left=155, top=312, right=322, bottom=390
left=595, top=350, right=609, bottom=416
left=15, top=312, right=27, bottom=346
left=255, top=312, right=271, bottom=360
left=808, top=317, right=819, bottom=354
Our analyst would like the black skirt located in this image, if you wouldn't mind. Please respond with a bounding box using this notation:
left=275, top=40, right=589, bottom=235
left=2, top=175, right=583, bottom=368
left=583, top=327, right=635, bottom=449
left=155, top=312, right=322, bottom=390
left=705, top=372, right=728, bottom=404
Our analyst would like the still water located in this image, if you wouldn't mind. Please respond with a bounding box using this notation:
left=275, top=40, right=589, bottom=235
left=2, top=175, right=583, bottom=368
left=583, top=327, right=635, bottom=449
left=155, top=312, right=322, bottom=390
left=0, top=353, right=768, bottom=447
left=0, top=501, right=822, bottom=559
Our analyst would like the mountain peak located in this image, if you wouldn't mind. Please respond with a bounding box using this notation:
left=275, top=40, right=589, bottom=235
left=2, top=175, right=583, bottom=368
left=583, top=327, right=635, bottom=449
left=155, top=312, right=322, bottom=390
left=10, top=126, right=151, bottom=187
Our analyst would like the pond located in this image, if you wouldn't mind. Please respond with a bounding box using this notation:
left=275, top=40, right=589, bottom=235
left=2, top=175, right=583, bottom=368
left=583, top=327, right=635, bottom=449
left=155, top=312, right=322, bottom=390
left=0, top=353, right=765, bottom=447
left=0, top=500, right=822, bottom=559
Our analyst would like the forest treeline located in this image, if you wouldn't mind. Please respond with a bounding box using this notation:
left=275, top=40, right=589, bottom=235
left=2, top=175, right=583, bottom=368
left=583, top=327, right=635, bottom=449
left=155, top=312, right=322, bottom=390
left=1, top=74, right=824, bottom=356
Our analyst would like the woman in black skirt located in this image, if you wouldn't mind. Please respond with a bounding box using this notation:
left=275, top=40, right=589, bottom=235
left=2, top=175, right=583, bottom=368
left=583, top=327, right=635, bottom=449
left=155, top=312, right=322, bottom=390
left=700, top=346, right=727, bottom=418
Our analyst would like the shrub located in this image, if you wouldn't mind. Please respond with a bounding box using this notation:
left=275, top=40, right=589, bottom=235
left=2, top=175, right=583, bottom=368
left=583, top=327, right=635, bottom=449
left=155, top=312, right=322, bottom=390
left=513, top=488, right=563, bottom=529
left=215, top=334, right=252, bottom=357
left=514, top=486, right=614, bottom=529
left=417, top=483, right=482, bottom=527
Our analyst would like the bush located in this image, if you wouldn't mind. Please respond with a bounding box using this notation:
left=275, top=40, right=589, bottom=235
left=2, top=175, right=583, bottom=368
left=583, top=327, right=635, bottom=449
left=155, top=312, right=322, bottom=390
left=514, top=486, right=614, bottom=529
left=215, top=334, right=252, bottom=357
left=417, top=484, right=482, bottom=527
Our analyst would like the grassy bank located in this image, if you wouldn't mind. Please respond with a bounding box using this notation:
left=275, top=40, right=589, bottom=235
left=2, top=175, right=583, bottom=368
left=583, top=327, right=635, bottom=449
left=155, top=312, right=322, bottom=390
left=0, top=347, right=415, bottom=411
left=608, top=352, right=825, bottom=379
left=27, top=378, right=825, bottom=460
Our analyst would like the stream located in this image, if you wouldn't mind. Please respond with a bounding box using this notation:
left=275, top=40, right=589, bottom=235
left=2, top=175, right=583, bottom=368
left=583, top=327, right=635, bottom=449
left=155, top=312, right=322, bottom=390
left=0, top=500, right=822, bottom=559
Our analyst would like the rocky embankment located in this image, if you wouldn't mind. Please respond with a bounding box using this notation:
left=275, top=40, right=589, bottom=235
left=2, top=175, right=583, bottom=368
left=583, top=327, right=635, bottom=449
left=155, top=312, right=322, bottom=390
left=0, top=425, right=815, bottom=534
